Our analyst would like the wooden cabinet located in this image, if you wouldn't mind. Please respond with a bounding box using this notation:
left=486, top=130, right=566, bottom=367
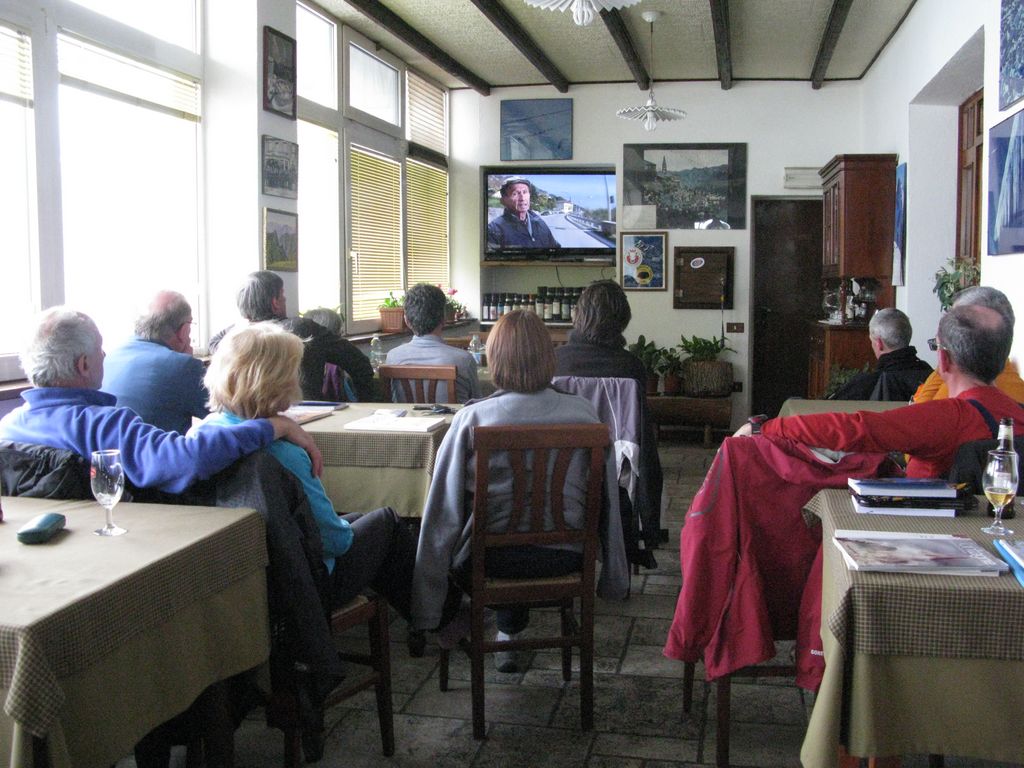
left=807, top=322, right=875, bottom=399
left=819, top=154, right=897, bottom=280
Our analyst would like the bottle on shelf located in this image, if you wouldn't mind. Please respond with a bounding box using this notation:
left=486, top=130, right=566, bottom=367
left=535, top=289, right=545, bottom=315
left=552, top=288, right=563, bottom=322
left=369, top=335, right=385, bottom=372
left=501, top=293, right=511, bottom=317
left=543, top=289, right=552, bottom=322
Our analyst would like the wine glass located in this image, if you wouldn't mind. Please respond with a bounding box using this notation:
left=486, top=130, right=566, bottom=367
left=982, top=449, right=1018, bottom=536
left=91, top=449, right=127, bottom=536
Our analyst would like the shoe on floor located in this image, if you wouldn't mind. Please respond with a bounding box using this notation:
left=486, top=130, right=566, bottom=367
left=494, top=631, right=519, bottom=673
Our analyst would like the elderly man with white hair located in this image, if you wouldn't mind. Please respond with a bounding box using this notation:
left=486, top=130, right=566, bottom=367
left=830, top=307, right=932, bottom=401
left=0, top=306, right=321, bottom=492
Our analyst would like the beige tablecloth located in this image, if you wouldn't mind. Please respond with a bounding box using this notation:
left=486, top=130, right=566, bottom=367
left=801, top=489, right=1024, bottom=766
left=777, top=398, right=905, bottom=418
left=0, top=497, right=269, bottom=768
left=304, top=403, right=455, bottom=517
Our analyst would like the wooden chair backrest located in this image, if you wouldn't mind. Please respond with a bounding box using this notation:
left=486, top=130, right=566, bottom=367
left=378, top=364, right=458, bottom=404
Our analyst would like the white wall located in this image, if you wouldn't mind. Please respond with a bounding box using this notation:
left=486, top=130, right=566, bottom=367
left=452, top=79, right=863, bottom=420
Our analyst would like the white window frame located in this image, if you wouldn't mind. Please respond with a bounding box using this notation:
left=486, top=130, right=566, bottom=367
left=341, top=26, right=404, bottom=141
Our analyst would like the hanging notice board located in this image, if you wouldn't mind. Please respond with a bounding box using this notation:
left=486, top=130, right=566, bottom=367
left=673, top=246, right=733, bottom=309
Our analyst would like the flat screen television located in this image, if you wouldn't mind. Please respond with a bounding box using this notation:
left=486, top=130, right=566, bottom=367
left=482, top=165, right=617, bottom=263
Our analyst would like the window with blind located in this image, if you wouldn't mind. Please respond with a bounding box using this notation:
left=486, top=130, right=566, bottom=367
left=407, top=70, right=446, bottom=155
left=0, top=23, right=37, bottom=371
left=406, top=159, right=449, bottom=288
left=349, top=146, right=402, bottom=322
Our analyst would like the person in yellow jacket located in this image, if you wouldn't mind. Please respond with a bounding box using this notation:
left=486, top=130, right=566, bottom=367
left=912, top=285, right=1024, bottom=403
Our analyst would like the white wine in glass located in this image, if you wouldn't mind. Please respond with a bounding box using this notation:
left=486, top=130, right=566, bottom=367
left=982, top=449, right=1017, bottom=536
left=91, top=449, right=127, bottom=536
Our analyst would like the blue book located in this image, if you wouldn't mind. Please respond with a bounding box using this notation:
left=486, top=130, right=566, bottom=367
left=848, top=477, right=959, bottom=498
left=994, top=539, right=1024, bottom=588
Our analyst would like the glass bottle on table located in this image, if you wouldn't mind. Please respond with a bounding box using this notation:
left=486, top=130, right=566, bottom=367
left=467, top=333, right=483, bottom=366
left=996, top=417, right=1017, bottom=519
left=369, top=334, right=385, bottom=372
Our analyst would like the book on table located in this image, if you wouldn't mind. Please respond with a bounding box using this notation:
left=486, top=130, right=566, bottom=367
left=343, top=413, right=447, bottom=432
left=847, top=477, right=960, bottom=498
left=282, top=402, right=348, bottom=425
left=833, top=529, right=1009, bottom=576
left=848, top=476, right=975, bottom=517
left=994, top=539, right=1024, bottom=587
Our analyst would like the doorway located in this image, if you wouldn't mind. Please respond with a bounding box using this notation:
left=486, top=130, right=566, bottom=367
left=751, top=197, right=823, bottom=417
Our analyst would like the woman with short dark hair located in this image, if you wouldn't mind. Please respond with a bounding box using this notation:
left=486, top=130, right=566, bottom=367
left=412, top=310, right=628, bottom=672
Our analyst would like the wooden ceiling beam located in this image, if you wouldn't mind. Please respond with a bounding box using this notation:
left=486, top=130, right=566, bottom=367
left=601, top=8, right=649, bottom=91
left=343, top=0, right=492, bottom=95
left=708, top=0, right=733, bottom=90
left=469, top=0, right=571, bottom=93
left=811, top=0, right=854, bottom=89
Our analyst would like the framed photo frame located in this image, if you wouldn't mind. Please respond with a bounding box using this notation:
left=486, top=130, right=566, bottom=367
left=988, top=110, right=1024, bottom=255
left=1000, top=0, right=1024, bottom=110
left=620, top=231, right=667, bottom=291
left=261, top=136, right=298, bottom=199
left=622, top=143, right=747, bottom=230
left=892, top=162, right=907, bottom=284
left=500, top=99, right=573, bottom=161
left=263, top=208, right=298, bottom=272
left=263, top=26, right=296, bottom=119
left=673, top=246, right=734, bottom=309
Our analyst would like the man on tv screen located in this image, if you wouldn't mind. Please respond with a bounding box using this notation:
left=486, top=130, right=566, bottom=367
left=487, top=177, right=560, bottom=250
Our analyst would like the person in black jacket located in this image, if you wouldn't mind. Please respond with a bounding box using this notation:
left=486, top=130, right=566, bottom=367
left=831, top=307, right=932, bottom=402
left=209, top=271, right=374, bottom=401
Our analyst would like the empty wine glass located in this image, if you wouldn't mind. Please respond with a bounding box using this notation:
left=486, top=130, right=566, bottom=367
left=91, top=449, right=127, bottom=536
left=982, top=449, right=1018, bottom=536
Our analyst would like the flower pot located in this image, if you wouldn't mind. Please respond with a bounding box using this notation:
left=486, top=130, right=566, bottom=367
left=444, top=308, right=456, bottom=326
left=681, top=360, right=733, bottom=397
left=662, top=372, right=682, bottom=396
left=379, top=307, right=406, bottom=333
left=645, top=373, right=660, bottom=397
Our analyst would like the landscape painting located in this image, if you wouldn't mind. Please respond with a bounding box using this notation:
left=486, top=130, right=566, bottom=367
left=622, top=144, right=747, bottom=230
left=264, top=208, right=298, bottom=271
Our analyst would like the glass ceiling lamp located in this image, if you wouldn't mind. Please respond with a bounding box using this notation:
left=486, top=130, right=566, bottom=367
left=616, top=10, right=686, bottom=131
left=523, top=0, right=642, bottom=27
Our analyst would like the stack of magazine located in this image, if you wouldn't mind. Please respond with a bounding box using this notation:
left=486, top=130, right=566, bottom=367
left=833, top=529, right=1008, bottom=576
left=847, top=477, right=977, bottom=517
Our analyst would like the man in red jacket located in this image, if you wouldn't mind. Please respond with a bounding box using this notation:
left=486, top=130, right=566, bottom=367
left=736, top=303, right=1024, bottom=476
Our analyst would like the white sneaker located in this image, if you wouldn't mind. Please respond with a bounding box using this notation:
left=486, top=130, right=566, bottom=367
left=493, top=631, right=519, bottom=673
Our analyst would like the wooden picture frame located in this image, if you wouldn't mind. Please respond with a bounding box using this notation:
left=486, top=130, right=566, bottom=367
left=261, top=135, right=298, bottom=199
left=263, top=26, right=296, bottom=119
left=673, top=246, right=734, bottom=309
left=263, top=208, right=298, bottom=271
left=620, top=231, right=667, bottom=291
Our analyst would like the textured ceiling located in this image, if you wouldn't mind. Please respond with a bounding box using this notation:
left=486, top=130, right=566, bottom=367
left=317, top=0, right=916, bottom=91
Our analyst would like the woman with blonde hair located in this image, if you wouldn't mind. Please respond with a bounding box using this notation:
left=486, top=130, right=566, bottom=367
left=195, top=322, right=466, bottom=640
left=411, top=310, right=628, bottom=672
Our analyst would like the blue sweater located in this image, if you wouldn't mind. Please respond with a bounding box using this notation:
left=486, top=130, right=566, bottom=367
left=0, top=387, right=273, bottom=493
left=195, top=411, right=353, bottom=572
left=102, top=337, right=209, bottom=434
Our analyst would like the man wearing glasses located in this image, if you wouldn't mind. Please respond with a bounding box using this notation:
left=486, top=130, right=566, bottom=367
left=103, top=290, right=208, bottom=435
left=737, top=303, right=1024, bottom=478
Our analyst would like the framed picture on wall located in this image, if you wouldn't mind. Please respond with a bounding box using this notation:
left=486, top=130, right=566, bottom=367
left=989, top=110, right=1024, bottom=255
left=892, top=162, right=907, bottom=285
left=264, top=208, right=298, bottom=271
left=262, top=136, right=298, bottom=198
left=1000, top=0, right=1024, bottom=110
left=500, top=99, right=573, bottom=160
left=673, top=246, right=734, bottom=309
left=620, top=231, right=667, bottom=291
left=263, top=26, right=296, bottom=119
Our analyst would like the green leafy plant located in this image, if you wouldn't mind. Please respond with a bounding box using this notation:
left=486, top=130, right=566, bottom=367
left=678, top=334, right=735, bottom=362
left=655, top=346, right=683, bottom=376
left=378, top=291, right=404, bottom=309
left=933, top=258, right=980, bottom=310
left=628, top=334, right=662, bottom=375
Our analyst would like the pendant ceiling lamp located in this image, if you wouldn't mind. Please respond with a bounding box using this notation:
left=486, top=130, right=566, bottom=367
left=523, top=0, right=642, bottom=28
left=616, top=10, right=686, bottom=131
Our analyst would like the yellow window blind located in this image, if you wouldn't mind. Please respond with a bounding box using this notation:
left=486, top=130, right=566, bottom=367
left=350, top=145, right=402, bottom=321
left=406, top=70, right=446, bottom=155
left=0, top=24, right=32, bottom=103
left=406, top=158, right=449, bottom=289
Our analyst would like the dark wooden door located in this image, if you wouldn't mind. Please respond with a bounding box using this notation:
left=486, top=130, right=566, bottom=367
left=751, top=197, right=823, bottom=417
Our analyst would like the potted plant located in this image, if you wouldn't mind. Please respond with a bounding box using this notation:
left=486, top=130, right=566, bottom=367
left=656, top=347, right=683, bottom=395
left=441, top=286, right=466, bottom=325
left=678, top=334, right=735, bottom=397
left=933, top=257, right=981, bottom=310
left=378, top=291, right=405, bottom=333
left=628, top=334, right=662, bottom=396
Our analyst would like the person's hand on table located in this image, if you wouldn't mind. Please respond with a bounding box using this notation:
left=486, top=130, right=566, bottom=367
left=268, top=416, right=324, bottom=477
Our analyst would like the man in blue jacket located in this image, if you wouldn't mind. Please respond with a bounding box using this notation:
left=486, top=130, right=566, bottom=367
left=102, top=290, right=209, bottom=434
left=0, top=306, right=321, bottom=493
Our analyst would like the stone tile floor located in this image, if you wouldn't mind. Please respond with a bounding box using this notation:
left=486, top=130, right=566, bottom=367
left=130, top=438, right=1022, bottom=768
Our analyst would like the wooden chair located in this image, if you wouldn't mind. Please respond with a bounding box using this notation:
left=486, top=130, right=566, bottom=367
left=438, top=423, right=610, bottom=739
left=267, top=594, right=394, bottom=766
left=378, top=363, right=457, bottom=403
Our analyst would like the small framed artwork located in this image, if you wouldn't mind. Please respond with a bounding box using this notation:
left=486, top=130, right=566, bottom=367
left=673, top=246, right=734, bottom=309
left=989, top=110, right=1024, bottom=255
left=263, top=26, right=296, bottom=119
left=500, top=99, right=573, bottom=161
left=620, top=231, right=667, bottom=291
left=262, top=135, right=298, bottom=199
left=1000, top=0, right=1024, bottom=110
left=264, top=208, right=298, bottom=272
left=892, top=162, right=907, bottom=284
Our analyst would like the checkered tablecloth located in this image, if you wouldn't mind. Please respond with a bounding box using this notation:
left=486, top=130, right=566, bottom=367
left=0, top=498, right=266, bottom=738
left=806, top=489, right=1024, bottom=660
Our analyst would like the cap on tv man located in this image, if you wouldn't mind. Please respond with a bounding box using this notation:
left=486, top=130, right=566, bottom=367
left=486, top=177, right=559, bottom=250
left=102, top=290, right=209, bottom=434
left=384, top=283, right=480, bottom=403
left=210, top=271, right=374, bottom=401
left=830, top=308, right=932, bottom=402
left=0, top=306, right=321, bottom=493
